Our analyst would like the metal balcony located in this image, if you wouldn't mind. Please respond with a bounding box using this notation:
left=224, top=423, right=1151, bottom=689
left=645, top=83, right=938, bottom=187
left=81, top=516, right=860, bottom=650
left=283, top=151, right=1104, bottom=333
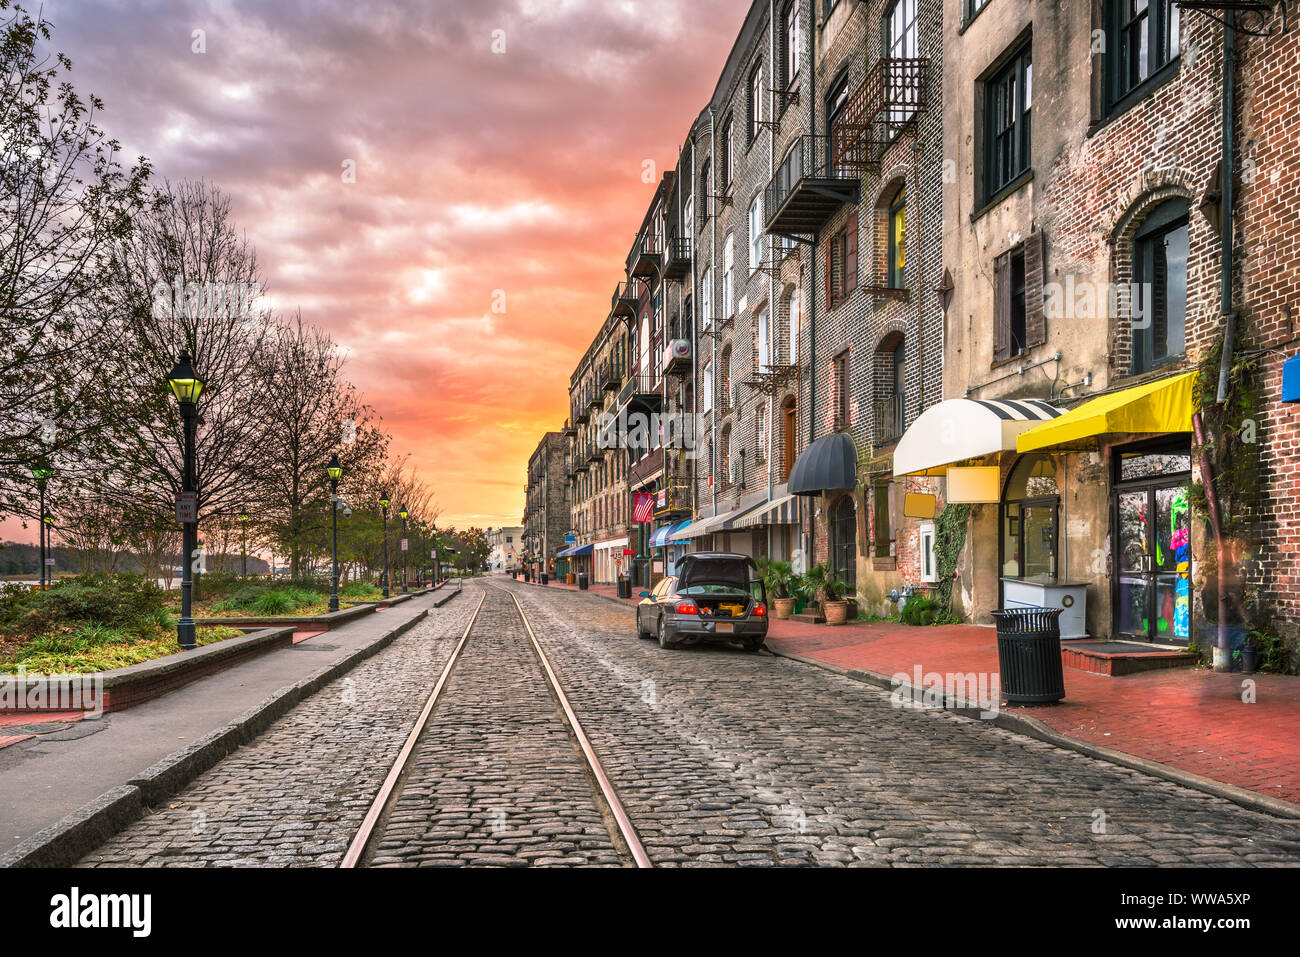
left=562, top=417, right=577, bottom=437
left=574, top=403, right=590, bottom=425
left=611, top=281, right=639, bottom=320
left=616, top=373, right=662, bottom=415
left=764, top=135, right=860, bottom=240
left=833, top=58, right=929, bottom=172
left=662, top=236, right=692, bottom=282
left=600, top=358, right=622, bottom=392
left=630, top=234, right=661, bottom=279
left=586, top=382, right=603, bottom=410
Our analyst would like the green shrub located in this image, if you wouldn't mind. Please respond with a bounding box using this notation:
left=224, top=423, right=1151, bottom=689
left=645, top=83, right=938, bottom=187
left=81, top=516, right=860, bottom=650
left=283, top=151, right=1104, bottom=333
left=252, top=591, right=295, bottom=615
left=900, top=595, right=940, bottom=626
left=0, top=574, right=167, bottom=638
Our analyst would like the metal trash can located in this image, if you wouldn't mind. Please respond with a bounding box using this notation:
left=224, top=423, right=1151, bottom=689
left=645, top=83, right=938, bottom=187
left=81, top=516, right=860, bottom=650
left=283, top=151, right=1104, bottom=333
left=540, top=572, right=548, bottom=585
left=991, top=607, right=1066, bottom=704
left=577, top=571, right=589, bottom=591
left=617, top=576, right=632, bottom=599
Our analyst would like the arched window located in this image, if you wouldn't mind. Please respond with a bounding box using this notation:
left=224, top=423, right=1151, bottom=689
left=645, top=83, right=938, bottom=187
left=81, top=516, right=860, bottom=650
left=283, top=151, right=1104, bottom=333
left=756, top=307, right=770, bottom=370
left=1131, top=199, right=1189, bottom=374
left=722, top=233, right=736, bottom=318
left=787, top=287, right=799, bottom=363
left=887, top=185, right=906, bottom=288
left=1000, top=454, right=1059, bottom=582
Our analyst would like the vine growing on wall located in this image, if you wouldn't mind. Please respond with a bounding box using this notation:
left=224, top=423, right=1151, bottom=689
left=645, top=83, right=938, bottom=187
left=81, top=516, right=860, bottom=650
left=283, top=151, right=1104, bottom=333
left=933, top=503, right=972, bottom=619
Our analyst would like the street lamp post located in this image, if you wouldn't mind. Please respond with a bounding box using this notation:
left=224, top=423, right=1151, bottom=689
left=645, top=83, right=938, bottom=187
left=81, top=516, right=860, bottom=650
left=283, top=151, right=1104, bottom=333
left=239, top=513, right=250, bottom=577
left=419, top=521, right=429, bottom=588
left=167, top=350, right=205, bottom=651
left=379, top=493, right=391, bottom=599
left=31, top=464, right=51, bottom=590
left=327, top=454, right=343, bottom=612
left=399, top=505, right=409, bottom=593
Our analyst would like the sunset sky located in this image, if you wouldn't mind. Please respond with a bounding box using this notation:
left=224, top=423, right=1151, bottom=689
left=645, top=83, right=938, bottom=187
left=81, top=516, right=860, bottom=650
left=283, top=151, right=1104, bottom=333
left=43, top=0, right=747, bottom=531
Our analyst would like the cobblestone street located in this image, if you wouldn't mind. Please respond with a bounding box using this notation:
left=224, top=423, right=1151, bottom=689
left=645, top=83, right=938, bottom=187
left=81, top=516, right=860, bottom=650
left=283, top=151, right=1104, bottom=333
left=72, top=580, right=1300, bottom=868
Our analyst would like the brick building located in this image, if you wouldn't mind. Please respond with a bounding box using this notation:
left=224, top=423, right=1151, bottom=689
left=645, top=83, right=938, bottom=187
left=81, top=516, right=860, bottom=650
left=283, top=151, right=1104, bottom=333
left=521, top=432, right=568, bottom=579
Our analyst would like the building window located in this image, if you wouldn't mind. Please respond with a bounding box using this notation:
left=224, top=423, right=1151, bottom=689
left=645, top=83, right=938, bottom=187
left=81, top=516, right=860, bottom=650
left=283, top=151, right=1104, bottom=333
left=756, top=402, right=767, bottom=461
left=749, top=62, right=764, bottom=144
left=1107, top=0, right=1179, bottom=111
left=833, top=349, right=850, bottom=427
left=964, top=0, right=990, bottom=24
left=826, top=210, right=858, bottom=307
left=984, top=43, right=1032, bottom=202
left=748, top=194, right=764, bottom=272
left=722, top=233, right=735, bottom=317
left=887, top=185, right=906, bottom=288
left=698, top=159, right=711, bottom=222
left=756, top=307, right=770, bottom=370
left=782, top=0, right=801, bottom=92
left=720, top=115, right=734, bottom=189
left=994, top=233, right=1044, bottom=362
left=830, top=494, right=857, bottom=589
left=919, top=522, right=937, bottom=583
left=699, top=266, right=712, bottom=327
left=885, top=0, right=917, bottom=59
left=1001, top=454, right=1059, bottom=582
left=1131, top=199, right=1189, bottom=374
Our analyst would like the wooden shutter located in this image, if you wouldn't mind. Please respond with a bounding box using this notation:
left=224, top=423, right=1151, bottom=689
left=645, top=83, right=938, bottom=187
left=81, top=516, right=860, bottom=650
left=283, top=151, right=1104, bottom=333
left=1024, top=231, right=1046, bottom=347
left=825, top=237, right=835, bottom=307
left=846, top=209, right=859, bottom=292
left=994, top=250, right=1012, bottom=363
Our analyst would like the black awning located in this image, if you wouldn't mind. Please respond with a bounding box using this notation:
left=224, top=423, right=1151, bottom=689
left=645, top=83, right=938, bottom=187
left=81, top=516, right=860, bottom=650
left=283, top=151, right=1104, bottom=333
left=788, top=432, right=858, bottom=496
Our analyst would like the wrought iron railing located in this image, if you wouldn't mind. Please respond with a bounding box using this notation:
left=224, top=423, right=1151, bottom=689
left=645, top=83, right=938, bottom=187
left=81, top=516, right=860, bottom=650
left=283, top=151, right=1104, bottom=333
left=764, top=135, right=857, bottom=226
left=873, top=392, right=905, bottom=446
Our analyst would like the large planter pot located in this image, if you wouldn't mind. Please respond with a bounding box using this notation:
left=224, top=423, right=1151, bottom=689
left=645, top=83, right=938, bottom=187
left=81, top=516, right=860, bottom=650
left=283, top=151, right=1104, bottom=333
left=1241, top=646, right=1261, bottom=673
left=823, top=600, right=849, bottom=626
left=773, top=597, right=795, bottom=620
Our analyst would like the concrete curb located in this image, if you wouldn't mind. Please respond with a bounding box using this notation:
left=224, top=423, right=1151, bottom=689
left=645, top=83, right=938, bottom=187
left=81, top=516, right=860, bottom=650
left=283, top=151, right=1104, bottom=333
left=767, top=647, right=1300, bottom=821
left=0, top=598, right=444, bottom=868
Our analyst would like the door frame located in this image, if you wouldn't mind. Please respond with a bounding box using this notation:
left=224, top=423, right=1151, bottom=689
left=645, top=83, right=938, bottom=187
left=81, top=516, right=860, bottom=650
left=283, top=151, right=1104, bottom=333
left=1110, top=438, right=1193, bottom=643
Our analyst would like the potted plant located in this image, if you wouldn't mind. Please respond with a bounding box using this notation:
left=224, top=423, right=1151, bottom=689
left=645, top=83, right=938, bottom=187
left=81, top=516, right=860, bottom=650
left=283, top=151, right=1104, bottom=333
left=760, top=559, right=796, bottom=619
left=1242, top=628, right=1264, bottom=673
left=799, top=563, right=827, bottom=618
left=819, top=565, right=852, bottom=625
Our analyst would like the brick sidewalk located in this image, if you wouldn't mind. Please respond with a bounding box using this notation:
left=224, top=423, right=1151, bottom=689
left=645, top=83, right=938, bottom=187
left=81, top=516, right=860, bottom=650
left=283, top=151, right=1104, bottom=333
left=519, top=577, right=1299, bottom=808
left=763, top=616, right=1300, bottom=807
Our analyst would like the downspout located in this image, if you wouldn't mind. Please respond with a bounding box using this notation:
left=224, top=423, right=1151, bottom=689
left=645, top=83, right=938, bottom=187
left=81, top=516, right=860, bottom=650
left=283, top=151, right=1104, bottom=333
left=1211, top=11, right=1237, bottom=670
left=805, top=0, right=818, bottom=569
left=690, top=136, right=699, bottom=526
left=710, top=108, right=719, bottom=518
left=768, top=0, right=777, bottom=560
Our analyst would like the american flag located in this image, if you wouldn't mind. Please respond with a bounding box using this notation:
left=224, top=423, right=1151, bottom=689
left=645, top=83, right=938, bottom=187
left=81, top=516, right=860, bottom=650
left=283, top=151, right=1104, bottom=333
left=633, top=493, right=654, bottom=523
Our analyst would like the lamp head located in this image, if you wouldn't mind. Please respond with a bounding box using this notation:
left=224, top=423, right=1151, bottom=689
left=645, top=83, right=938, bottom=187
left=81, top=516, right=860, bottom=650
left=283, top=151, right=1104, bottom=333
left=326, top=453, right=343, bottom=483
left=166, top=350, right=204, bottom=406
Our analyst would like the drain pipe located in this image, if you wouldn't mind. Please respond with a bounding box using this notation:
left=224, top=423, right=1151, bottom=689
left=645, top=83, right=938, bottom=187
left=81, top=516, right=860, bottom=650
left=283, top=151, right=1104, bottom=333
left=1194, top=412, right=1231, bottom=670
left=1215, top=10, right=1237, bottom=404
left=805, top=0, right=818, bottom=571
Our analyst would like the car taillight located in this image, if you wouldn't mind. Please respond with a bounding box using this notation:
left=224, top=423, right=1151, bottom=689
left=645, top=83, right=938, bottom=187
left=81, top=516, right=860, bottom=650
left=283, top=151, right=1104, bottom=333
left=675, top=602, right=699, bottom=615
left=753, top=603, right=767, bottom=617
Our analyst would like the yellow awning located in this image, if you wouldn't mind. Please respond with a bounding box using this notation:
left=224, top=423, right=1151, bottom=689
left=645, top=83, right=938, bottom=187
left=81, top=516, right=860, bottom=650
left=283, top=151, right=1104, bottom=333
left=1016, top=371, right=1199, bottom=453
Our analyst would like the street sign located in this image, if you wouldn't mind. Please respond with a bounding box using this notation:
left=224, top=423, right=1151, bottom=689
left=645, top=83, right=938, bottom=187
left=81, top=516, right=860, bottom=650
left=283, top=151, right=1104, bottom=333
left=400, top=538, right=408, bottom=551
left=175, top=492, right=197, bottom=523
left=565, top=533, right=577, bottom=544
left=44, top=558, right=55, bottom=566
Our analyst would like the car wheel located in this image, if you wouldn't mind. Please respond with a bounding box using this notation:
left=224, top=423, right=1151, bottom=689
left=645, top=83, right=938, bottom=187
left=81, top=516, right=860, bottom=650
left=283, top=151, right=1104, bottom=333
left=657, top=616, right=676, bottom=649
left=744, top=637, right=765, bottom=653
left=636, top=612, right=652, bottom=640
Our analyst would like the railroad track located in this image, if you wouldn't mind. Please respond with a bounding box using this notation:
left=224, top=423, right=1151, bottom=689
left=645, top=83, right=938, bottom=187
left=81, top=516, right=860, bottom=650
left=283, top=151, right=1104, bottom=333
left=341, top=581, right=651, bottom=868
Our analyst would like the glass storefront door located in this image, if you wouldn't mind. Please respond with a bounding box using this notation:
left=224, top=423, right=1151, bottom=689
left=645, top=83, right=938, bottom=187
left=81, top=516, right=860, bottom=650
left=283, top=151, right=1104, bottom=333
left=1113, top=446, right=1192, bottom=643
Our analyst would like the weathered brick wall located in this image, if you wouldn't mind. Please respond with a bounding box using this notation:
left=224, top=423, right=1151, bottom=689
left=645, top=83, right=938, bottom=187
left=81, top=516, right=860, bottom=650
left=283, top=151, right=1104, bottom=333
left=1238, top=22, right=1300, bottom=648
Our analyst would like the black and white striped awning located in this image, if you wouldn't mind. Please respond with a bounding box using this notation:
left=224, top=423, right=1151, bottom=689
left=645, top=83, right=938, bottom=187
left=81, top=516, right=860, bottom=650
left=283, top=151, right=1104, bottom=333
left=893, top=397, right=1065, bottom=477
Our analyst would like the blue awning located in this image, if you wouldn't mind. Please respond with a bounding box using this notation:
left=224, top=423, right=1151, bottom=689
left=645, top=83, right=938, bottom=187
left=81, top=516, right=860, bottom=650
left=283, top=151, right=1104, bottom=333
left=557, top=543, right=594, bottom=558
left=648, top=520, right=691, bottom=548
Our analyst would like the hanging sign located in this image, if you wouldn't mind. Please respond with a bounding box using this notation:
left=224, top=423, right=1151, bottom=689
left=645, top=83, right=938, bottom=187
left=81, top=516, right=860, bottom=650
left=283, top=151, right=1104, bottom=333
left=400, top=538, right=409, bottom=551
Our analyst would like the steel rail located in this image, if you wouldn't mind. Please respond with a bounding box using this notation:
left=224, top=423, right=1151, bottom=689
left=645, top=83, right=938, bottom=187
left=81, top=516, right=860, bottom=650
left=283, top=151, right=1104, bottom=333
left=340, top=589, right=487, bottom=868
left=495, top=584, right=653, bottom=868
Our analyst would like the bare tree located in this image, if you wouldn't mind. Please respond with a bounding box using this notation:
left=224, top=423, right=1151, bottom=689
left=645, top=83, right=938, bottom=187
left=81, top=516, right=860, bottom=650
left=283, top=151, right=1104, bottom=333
left=247, top=313, right=389, bottom=577
left=0, top=2, right=151, bottom=518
